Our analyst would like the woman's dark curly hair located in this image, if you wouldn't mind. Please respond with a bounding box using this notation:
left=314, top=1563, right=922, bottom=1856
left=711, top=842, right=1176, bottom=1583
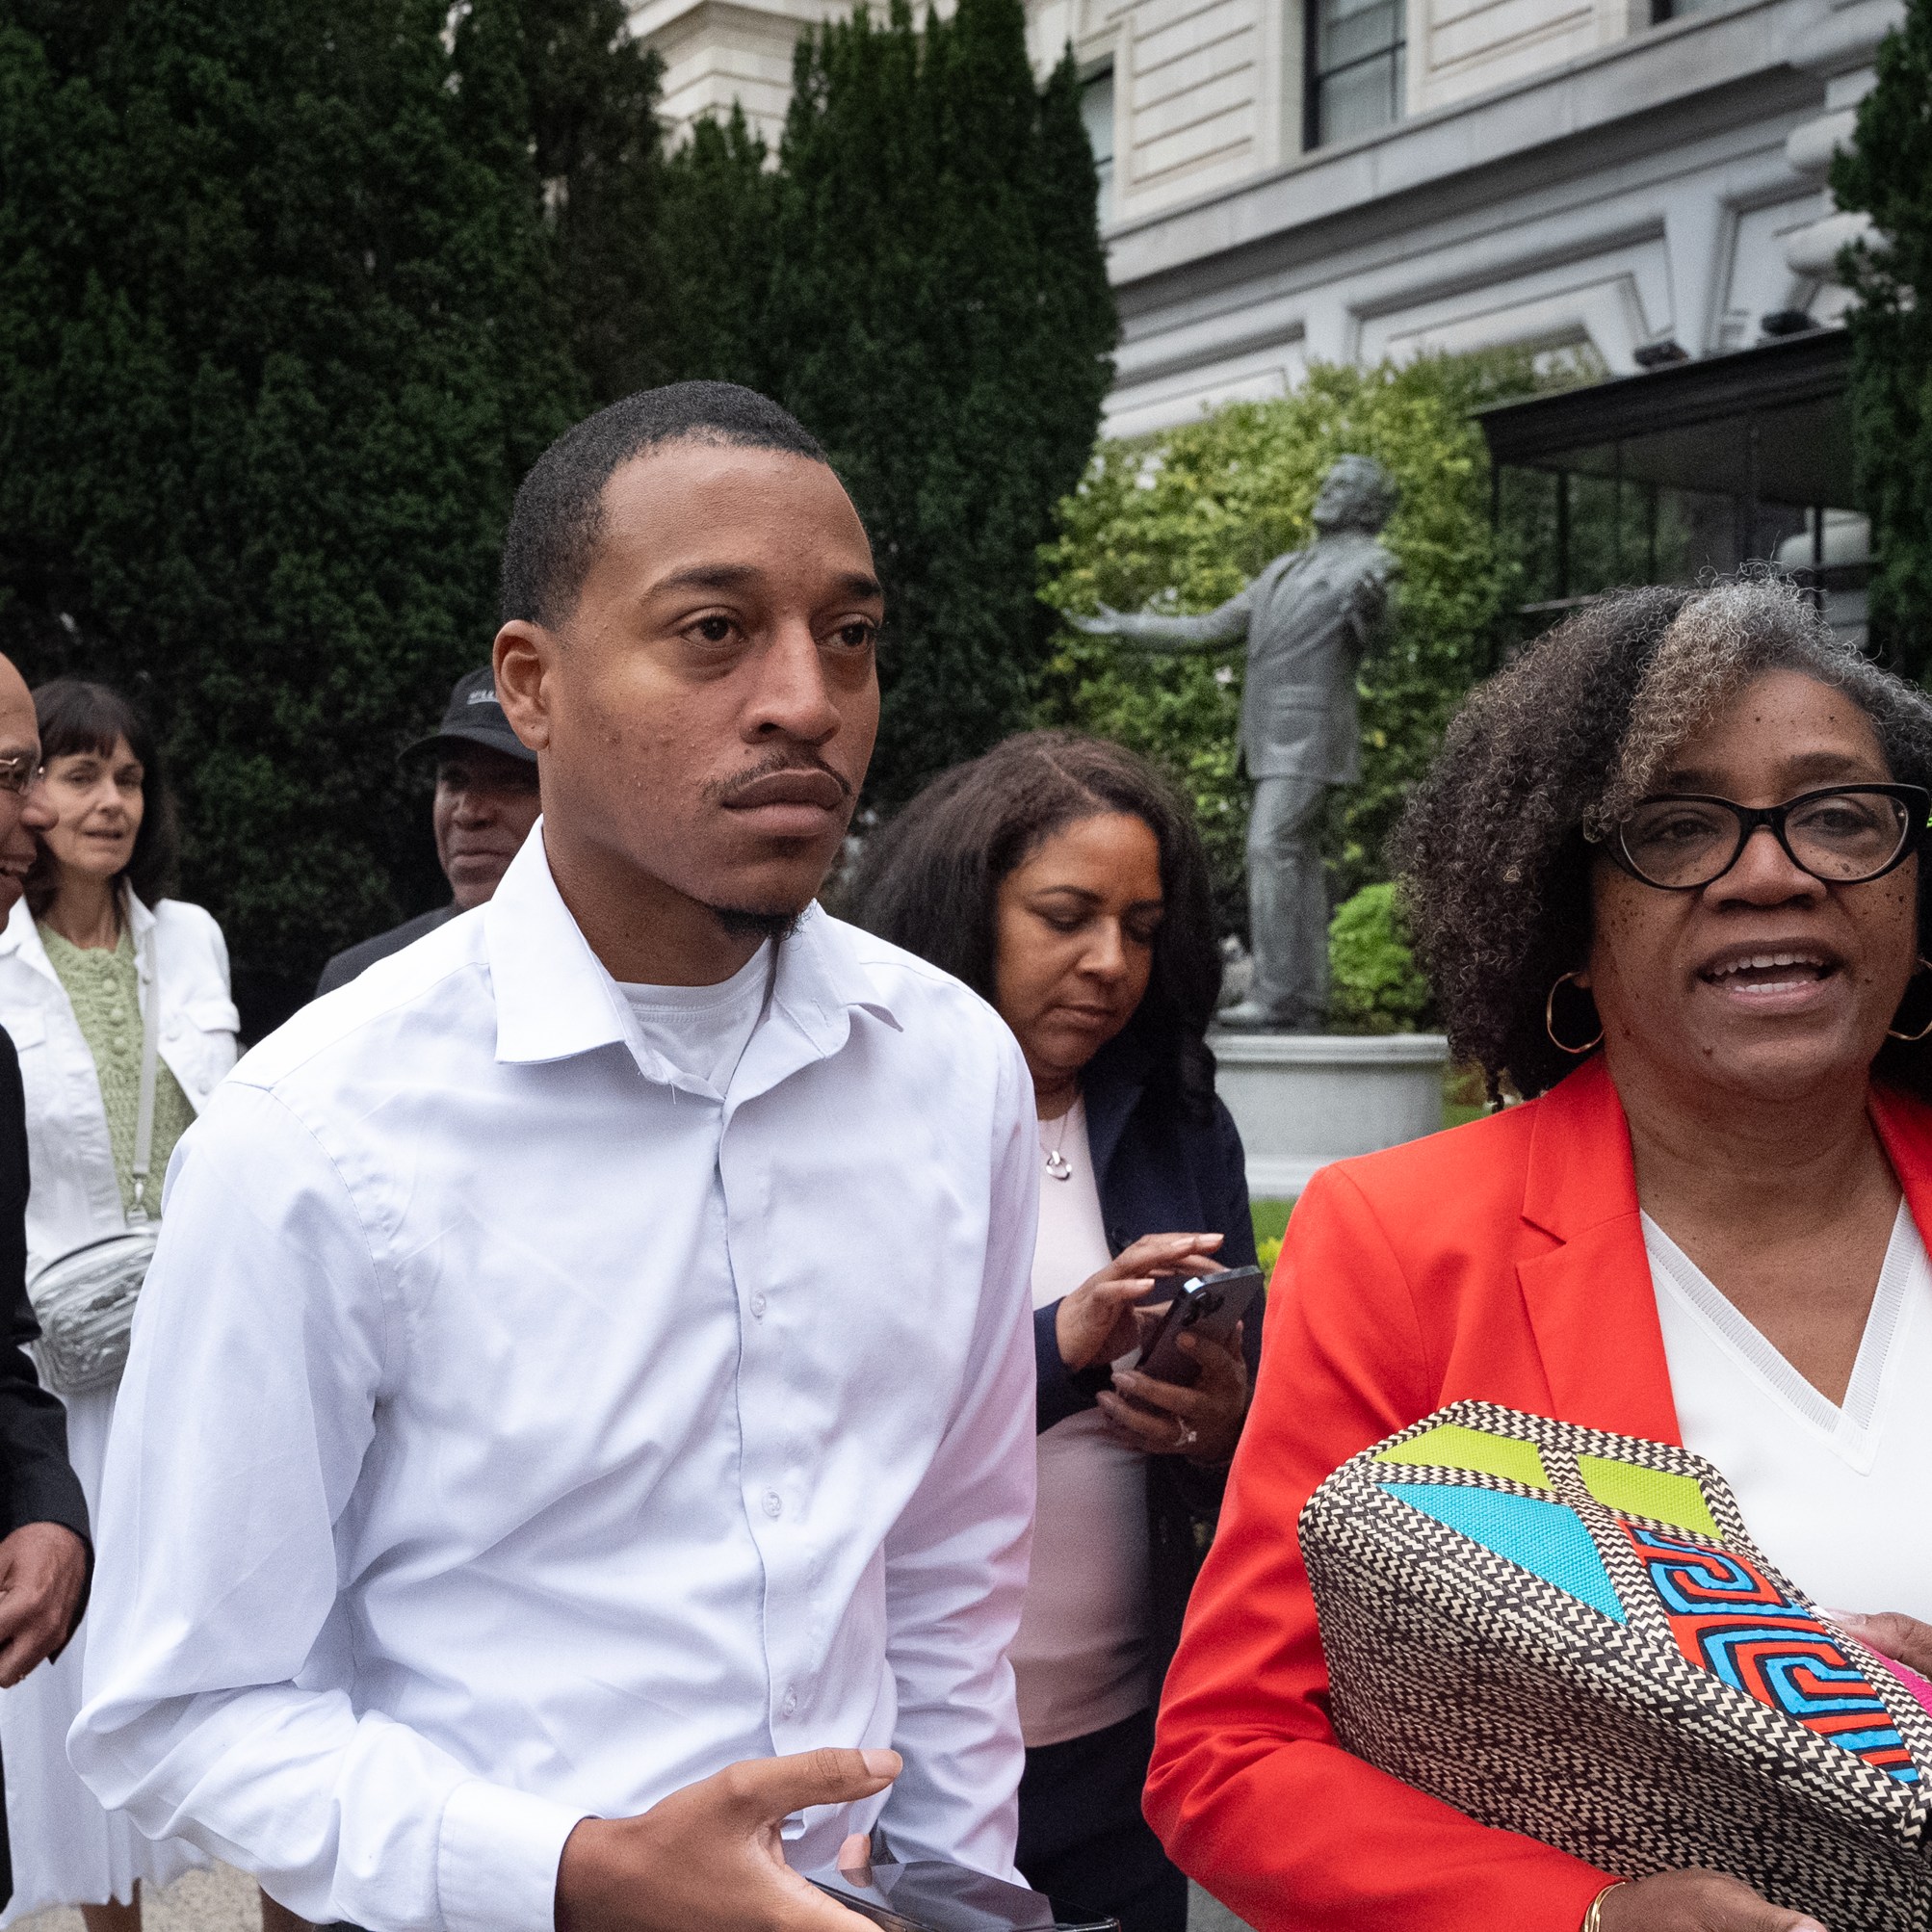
left=848, top=730, right=1224, bottom=1117
left=25, top=678, right=180, bottom=919
left=1393, top=577, right=1932, bottom=1104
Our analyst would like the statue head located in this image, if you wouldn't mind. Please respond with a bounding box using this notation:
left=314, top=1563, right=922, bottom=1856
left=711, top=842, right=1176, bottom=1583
left=1311, top=455, right=1397, bottom=536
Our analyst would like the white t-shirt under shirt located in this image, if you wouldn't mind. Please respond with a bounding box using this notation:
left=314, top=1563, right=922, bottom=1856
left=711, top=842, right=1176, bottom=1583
left=1008, top=1098, right=1154, bottom=1749
left=615, top=941, right=772, bottom=1099
left=1647, top=1199, right=1932, bottom=1621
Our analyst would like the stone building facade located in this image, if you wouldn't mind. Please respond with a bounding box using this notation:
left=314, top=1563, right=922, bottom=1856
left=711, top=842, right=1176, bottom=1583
left=631, top=0, right=1899, bottom=437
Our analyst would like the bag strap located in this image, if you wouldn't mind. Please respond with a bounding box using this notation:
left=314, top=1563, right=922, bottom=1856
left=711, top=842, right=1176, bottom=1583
left=130, top=918, right=160, bottom=1221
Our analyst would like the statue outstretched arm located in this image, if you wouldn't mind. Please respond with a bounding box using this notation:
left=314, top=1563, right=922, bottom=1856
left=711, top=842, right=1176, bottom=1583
left=1067, top=587, right=1253, bottom=653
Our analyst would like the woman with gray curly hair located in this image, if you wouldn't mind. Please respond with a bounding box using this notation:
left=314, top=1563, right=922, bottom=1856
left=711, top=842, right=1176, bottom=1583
left=1147, top=577, right=1932, bottom=1932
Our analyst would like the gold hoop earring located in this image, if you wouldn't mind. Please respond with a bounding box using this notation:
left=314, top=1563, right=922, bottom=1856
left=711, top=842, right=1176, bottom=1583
left=1546, top=971, right=1605, bottom=1055
left=1887, top=956, right=1932, bottom=1042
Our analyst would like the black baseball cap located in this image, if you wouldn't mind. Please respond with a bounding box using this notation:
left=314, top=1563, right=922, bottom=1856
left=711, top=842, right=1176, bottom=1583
left=403, top=666, right=537, bottom=766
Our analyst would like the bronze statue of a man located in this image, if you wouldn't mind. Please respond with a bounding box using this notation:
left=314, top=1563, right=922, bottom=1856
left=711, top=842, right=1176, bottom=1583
left=1072, top=455, right=1397, bottom=1031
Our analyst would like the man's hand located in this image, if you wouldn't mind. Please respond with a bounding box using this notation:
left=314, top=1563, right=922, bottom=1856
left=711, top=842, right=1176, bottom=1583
left=555, top=1747, right=901, bottom=1932
left=1065, top=604, right=1126, bottom=636
left=1597, top=1870, right=1826, bottom=1931
left=0, top=1520, right=87, bottom=1686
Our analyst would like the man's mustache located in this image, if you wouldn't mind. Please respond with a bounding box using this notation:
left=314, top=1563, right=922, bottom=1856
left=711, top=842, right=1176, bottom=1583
left=705, top=751, right=854, bottom=808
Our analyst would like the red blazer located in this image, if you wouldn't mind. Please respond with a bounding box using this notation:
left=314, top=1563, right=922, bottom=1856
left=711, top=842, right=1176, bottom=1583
left=1144, top=1056, right=1932, bottom=1932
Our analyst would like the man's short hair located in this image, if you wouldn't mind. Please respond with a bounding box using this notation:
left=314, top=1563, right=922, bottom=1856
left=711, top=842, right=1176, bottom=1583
left=499, top=382, right=829, bottom=629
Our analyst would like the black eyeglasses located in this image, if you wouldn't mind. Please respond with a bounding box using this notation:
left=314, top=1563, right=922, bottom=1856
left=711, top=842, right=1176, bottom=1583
left=1607, top=785, right=1932, bottom=891
left=0, top=753, right=39, bottom=796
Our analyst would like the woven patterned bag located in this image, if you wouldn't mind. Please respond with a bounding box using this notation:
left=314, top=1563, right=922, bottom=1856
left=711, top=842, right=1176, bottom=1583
left=1300, top=1400, right=1932, bottom=1929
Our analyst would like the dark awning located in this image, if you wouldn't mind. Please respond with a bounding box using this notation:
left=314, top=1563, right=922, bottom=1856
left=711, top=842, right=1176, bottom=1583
left=1475, top=326, right=1855, bottom=510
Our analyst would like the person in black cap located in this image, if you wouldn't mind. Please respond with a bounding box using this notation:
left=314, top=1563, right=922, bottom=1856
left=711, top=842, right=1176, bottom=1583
left=315, top=667, right=540, bottom=996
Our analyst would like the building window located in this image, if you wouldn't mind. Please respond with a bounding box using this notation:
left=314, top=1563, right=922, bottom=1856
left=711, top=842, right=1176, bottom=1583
left=1082, top=65, right=1115, bottom=214
left=1306, top=0, right=1405, bottom=149
left=1650, top=0, right=1726, bottom=20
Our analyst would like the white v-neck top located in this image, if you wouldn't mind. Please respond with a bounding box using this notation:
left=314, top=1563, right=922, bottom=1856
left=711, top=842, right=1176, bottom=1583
left=1646, top=1201, right=1932, bottom=1620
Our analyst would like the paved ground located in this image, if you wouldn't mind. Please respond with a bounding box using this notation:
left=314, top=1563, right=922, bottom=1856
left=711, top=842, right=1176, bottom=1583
left=17, top=1863, right=263, bottom=1932
left=1187, top=1881, right=1247, bottom=1932
left=18, top=1863, right=1248, bottom=1932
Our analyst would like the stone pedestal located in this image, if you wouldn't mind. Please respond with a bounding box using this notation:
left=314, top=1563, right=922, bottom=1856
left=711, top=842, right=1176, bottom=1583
left=1210, top=1031, right=1451, bottom=1198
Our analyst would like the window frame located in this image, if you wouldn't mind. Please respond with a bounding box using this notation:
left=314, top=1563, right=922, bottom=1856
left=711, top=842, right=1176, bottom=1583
left=1302, top=0, right=1407, bottom=151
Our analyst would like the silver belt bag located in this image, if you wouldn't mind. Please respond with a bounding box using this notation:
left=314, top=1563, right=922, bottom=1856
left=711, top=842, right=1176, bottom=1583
left=28, top=926, right=162, bottom=1397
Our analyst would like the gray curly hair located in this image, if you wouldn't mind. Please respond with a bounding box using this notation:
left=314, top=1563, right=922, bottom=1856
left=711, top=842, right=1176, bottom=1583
left=1394, top=575, right=1932, bottom=1102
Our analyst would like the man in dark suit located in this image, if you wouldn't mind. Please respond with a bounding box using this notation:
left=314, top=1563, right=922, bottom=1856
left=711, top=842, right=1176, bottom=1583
left=315, top=667, right=541, bottom=995
left=0, top=649, right=92, bottom=1906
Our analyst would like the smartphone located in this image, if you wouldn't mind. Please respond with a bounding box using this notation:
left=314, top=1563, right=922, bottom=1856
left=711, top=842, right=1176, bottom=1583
left=1135, top=1263, right=1264, bottom=1387
left=805, top=1859, right=1118, bottom=1932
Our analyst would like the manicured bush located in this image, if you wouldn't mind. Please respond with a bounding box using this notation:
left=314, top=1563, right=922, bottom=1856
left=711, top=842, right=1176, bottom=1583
left=1327, top=880, right=1432, bottom=1033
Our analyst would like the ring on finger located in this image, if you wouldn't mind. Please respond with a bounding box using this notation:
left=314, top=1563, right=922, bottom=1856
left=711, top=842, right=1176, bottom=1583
left=1175, top=1421, right=1198, bottom=1449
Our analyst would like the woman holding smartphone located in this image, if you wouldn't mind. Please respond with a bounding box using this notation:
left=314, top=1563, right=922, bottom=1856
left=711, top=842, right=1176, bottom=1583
left=852, top=730, right=1258, bottom=1932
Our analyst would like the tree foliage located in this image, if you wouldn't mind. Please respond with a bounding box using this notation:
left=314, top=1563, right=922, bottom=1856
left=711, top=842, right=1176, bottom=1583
left=1034, top=352, right=1546, bottom=928
left=763, top=0, right=1116, bottom=804
left=0, top=0, right=579, bottom=1021
left=1833, top=0, right=1932, bottom=679
left=0, top=0, right=1114, bottom=1017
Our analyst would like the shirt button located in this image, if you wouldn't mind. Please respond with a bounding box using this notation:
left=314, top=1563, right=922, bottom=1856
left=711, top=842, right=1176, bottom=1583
left=763, top=1489, right=783, bottom=1519
left=749, top=1292, right=768, bottom=1319
left=781, top=1687, right=798, bottom=1717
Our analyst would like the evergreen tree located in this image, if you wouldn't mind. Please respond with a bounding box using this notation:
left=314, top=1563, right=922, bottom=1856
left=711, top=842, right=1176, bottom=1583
left=0, top=0, right=1113, bottom=1010
left=454, top=0, right=672, bottom=403
left=1833, top=0, right=1932, bottom=678
left=658, top=107, right=778, bottom=384
left=764, top=0, right=1116, bottom=805
left=0, top=0, right=577, bottom=1017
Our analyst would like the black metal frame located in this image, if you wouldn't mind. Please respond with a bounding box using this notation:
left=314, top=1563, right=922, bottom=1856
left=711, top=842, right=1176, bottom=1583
left=1477, top=327, right=1856, bottom=622
left=1603, top=785, right=1930, bottom=892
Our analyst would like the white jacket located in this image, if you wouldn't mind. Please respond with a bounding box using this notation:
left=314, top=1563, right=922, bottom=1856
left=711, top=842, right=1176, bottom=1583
left=0, top=892, right=240, bottom=1276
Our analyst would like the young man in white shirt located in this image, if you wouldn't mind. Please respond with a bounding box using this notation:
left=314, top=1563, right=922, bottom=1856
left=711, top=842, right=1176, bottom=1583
left=69, top=384, right=1040, bottom=1932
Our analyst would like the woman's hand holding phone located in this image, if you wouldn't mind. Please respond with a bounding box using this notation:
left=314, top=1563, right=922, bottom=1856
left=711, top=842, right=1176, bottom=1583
left=1099, top=1328, right=1248, bottom=1465
left=1054, top=1232, right=1224, bottom=1371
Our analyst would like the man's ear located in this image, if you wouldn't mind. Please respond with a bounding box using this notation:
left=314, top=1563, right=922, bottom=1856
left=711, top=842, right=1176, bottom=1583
left=493, top=621, right=554, bottom=754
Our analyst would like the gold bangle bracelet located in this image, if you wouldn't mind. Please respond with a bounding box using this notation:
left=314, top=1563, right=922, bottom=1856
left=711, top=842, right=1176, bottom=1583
left=1580, top=1882, right=1628, bottom=1932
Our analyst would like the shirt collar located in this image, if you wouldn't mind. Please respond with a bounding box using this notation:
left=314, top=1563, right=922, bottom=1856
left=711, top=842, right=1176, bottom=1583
left=485, top=822, right=901, bottom=1077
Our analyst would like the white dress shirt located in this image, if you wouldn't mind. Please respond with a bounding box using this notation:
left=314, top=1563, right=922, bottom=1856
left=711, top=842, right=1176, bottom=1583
left=70, top=830, right=1039, bottom=1932
left=1647, top=1202, right=1932, bottom=1620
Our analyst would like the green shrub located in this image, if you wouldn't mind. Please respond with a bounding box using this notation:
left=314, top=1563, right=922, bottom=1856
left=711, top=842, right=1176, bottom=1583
left=1326, top=881, right=1432, bottom=1033
left=1833, top=0, right=1932, bottom=676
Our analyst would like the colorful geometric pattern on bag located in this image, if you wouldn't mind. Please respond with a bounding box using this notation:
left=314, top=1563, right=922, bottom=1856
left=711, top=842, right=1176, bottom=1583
left=1300, top=1401, right=1932, bottom=1932
left=1625, top=1526, right=1919, bottom=1784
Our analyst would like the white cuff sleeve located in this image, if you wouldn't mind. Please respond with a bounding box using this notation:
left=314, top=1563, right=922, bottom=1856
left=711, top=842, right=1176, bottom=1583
left=437, top=1777, right=587, bottom=1932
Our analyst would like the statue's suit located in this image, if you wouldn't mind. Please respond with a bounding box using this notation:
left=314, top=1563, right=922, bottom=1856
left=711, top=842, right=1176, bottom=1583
left=1143, top=531, right=1393, bottom=782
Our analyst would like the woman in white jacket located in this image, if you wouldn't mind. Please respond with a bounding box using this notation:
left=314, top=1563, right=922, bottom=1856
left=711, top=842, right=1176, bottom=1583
left=0, top=680, right=237, bottom=1932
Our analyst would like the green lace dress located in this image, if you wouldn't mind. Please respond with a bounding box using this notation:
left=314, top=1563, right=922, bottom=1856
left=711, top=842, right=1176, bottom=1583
left=39, top=923, right=197, bottom=1215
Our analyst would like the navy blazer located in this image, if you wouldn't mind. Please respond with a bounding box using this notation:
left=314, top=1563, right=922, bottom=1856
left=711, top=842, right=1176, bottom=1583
left=1029, top=1032, right=1262, bottom=1687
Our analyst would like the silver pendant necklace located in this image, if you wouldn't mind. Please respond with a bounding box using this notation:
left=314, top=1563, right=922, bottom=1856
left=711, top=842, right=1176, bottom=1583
left=1040, top=1099, right=1076, bottom=1182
